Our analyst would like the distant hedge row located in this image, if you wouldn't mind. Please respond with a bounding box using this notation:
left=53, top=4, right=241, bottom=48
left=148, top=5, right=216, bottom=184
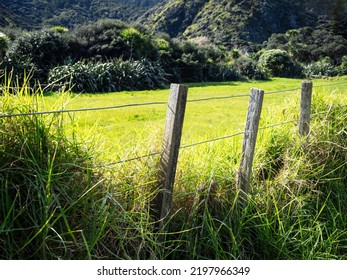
left=1, top=20, right=347, bottom=92
left=48, top=59, right=168, bottom=92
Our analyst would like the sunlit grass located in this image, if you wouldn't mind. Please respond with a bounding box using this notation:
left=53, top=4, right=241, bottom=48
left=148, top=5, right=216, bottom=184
left=1, top=75, right=347, bottom=260
left=41, top=76, right=347, bottom=163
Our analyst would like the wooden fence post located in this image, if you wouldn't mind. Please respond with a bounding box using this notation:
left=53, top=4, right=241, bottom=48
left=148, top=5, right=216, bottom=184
left=151, top=84, right=188, bottom=232
left=236, top=88, right=264, bottom=195
left=299, top=80, right=313, bottom=137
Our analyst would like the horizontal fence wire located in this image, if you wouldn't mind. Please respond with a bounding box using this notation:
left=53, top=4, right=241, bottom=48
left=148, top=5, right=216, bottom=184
left=1, top=81, right=346, bottom=119
left=187, top=93, right=250, bottom=102
left=101, top=120, right=298, bottom=167
left=99, top=152, right=161, bottom=167
left=1, top=80, right=346, bottom=167
left=180, top=131, right=245, bottom=149
left=312, top=81, right=347, bottom=88
left=0, top=101, right=168, bottom=119
left=265, top=87, right=300, bottom=95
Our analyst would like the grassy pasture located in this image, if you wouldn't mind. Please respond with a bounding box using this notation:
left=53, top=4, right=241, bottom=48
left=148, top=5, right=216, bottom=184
left=43, top=76, right=347, bottom=163
left=1, top=76, right=347, bottom=260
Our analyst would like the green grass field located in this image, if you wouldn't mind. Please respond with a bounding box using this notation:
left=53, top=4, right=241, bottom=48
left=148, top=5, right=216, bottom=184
left=44, top=76, right=347, bottom=163
left=1, top=76, right=347, bottom=260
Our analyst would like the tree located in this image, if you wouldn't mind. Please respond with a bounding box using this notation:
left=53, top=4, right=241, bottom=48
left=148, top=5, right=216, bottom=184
left=259, top=49, right=302, bottom=77
left=0, top=32, right=9, bottom=61
left=330, top=0, right=347, bottom=38
left=5, top=29, right=69, bottom=80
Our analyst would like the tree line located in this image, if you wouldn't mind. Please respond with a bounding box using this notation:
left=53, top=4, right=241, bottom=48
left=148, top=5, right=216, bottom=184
left=0, top=19, right=346, bottom=93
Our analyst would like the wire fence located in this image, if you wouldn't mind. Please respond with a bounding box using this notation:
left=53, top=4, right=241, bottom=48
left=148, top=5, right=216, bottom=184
left=1, top=80, right=347, bottom=167
left=0, top=83, right=312, bottom=119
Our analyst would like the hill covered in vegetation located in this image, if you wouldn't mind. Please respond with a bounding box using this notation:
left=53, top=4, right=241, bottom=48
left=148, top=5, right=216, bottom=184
left=1, top=0, right=346, bottom=51
left=0, top=0, right=346, bottom=92
left=0, top=0, right=165, bottom=29
left=144, top=0, right=347, bottom=49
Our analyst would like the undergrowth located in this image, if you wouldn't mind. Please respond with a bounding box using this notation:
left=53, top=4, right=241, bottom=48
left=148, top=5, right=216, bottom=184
left=1, top=77, right=347, bottom=259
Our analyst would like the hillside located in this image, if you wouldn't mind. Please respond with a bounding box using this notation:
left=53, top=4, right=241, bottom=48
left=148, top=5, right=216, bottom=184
left=0, top=0, right=165, bottom=29
left=143, top=0, right=346, bottom=48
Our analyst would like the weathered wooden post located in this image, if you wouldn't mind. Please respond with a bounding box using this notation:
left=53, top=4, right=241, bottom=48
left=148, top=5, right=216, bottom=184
left=151, top=84, right=188, bottom=233
left=236, top=88, right=264, bottom=196
left=299, top=80, right=313, bottom=137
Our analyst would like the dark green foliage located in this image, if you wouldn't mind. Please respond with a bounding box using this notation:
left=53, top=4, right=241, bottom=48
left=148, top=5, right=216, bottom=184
left=156, top=38, right=241, bottom=83
left=258, top=49, right=302, bottom=78
left=206, top=63, right=241, bottom=82
left=234, top=57, right=269, bottom=80
left=0, top=0, right=165, bottom=29
left=0, top=33, right=9, bottom=60
left=67, top=19, right=158, bottom=61
left=330, top=0, right=347, bottom=39
left=146, top=0, right=338, bottom=50
left=48, top=59, right=168, bottom=93
left=303, top=57, right=340, bottom=77
left=339, top=56, right=347, bottom=75
left=5, top=29, right=69, bottom=80
left=265, top=27, right=347, bottom=64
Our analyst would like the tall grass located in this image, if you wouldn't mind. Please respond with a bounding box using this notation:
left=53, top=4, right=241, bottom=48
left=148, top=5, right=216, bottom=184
left=1, top=76, right=347, bottom=259
left=0, top=78, right=162, bottom=259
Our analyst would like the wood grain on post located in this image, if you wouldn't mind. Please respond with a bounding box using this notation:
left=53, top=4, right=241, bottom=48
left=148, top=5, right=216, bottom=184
left=299, top=80, right=313, bottom=137
left=236, top=88, right=264, bottom=195
left=151, top=84, right=188, bottom=232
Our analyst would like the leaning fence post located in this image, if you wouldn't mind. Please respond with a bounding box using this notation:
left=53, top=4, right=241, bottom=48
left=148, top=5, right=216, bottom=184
left=236, top=88, right=264, bottom=196
left=151, top=84, right=188, bottom=233
left=299, top=80, right=313, bottom=137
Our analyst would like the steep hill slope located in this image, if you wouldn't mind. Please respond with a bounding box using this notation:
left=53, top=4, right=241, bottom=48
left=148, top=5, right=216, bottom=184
left=144, top=0, right=343, bottom=47
left=0, top=0, right=165, bottom=28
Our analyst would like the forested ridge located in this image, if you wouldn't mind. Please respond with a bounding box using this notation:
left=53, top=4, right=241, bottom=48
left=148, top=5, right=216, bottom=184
left=144, top=0, right=347, bottom=48
left=0, top=0, right=165, bottom=28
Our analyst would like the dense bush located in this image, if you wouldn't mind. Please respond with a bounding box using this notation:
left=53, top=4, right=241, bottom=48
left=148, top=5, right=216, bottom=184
left=48, top=59, right=168, bottom=93
left=258, top=49, right=302, bottom=78
left=8, top=21, right=347, bottom=89
left=66, top=19, right=158, bottom=61
left=206, top=63, right=240, bottom=82
left=265, top=27, right=347, bottom=64
left=303, top=57, right=340, bottom=77
left=339, top=56, right=347, bottom=75
left=158, top=38, right=234, bottom=83
left=0, top=33, right=9, bottom=61
left=5, top=29, right=69, bottom=80
left=234, top=57, right=269, bottom=80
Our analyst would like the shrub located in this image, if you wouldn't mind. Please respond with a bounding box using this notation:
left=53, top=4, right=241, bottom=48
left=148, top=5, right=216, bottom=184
left=48, top=59, right=168, bottom=93
left=338, top=55, right=347, bottom=75
left=258, top=49, right=302, bottom=78
left=206, top=63, right=240, bottom=82
left=234, top=57, right=269, bottom=80
left=119, top=27, right=158, bottom=60
left=5, top=29, right=69, bottom=81
left=303, top=57, right=340, bottom=77
left=265, top=27, right=347, bottom=64
left=0, top=32, right=9, bottom=61
left=67, top=19, right=158, bottom=61
left=50, top=26, right=69, bottom=34
left=66, top=19, right=128, bottom=60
